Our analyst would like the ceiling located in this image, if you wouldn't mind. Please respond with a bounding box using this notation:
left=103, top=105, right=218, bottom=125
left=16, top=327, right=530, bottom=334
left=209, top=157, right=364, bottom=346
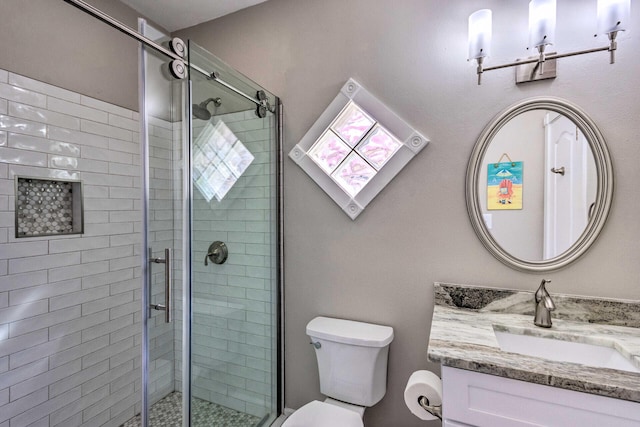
left=119, top=0, right=269, bottom=32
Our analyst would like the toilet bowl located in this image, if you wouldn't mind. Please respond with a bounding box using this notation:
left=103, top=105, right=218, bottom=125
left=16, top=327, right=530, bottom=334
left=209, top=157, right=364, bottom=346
left=283, top=400, right=363, bottom=427
left=282, top=316, right=394, bottom=427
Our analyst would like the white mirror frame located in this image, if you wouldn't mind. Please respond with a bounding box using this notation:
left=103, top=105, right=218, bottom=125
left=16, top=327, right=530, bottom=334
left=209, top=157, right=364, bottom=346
left=466, top=97, right=614, bottom=272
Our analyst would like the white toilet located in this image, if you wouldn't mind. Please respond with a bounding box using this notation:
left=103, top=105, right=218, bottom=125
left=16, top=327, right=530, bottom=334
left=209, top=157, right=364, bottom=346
left=283, top=316, right=394, bottom=427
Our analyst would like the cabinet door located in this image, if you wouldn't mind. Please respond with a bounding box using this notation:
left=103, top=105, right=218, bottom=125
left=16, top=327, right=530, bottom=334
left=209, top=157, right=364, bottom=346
left=442, top=366, right=640, bottom=427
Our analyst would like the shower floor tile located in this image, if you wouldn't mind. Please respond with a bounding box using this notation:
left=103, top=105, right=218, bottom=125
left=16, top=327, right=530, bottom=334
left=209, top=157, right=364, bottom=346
left=122, top=392, right=261, bottom=427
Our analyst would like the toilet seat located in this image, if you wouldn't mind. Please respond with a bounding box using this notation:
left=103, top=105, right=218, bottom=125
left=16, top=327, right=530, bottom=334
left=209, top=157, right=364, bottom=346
left=282, top=400, right=364, bottom=427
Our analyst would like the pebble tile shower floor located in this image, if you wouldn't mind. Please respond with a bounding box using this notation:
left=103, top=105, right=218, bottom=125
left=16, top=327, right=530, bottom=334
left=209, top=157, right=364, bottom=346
left=122, top=392, right=261, bottom=427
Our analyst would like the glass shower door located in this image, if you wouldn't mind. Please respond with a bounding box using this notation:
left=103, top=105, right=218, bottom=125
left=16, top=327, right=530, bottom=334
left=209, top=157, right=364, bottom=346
left=188, top=42, right=280, bottom=427
left=138, top=20, right=189, bottom=427
left=138, top=29, right=279, bottom=427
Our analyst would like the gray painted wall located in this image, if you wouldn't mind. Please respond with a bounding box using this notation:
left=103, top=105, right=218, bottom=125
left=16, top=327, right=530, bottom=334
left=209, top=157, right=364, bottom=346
left=176, top=1, right=640, bottom=426
left=0, top=0, right=148, bottom=111
left=3, top=1, right=639, bottom=426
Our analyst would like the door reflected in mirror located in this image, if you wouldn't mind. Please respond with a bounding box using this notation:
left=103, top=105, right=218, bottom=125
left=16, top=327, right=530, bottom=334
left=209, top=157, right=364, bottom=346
left=479, top=110, right=597, bottom=261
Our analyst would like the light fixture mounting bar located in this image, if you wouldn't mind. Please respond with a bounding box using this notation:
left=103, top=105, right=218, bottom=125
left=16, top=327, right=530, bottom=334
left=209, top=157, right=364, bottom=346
left=477, top=31, right=619, bottom=85
left=484, top=45, right=610, bottom=71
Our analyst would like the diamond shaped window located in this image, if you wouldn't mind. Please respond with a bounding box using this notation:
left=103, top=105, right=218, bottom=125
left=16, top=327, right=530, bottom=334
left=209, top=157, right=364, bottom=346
left=289, top=78, right=429, bottom=219
left=308, top=102, right=404, bottom=197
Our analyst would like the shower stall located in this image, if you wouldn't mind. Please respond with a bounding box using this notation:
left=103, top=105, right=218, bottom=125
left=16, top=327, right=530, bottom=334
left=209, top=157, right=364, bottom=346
left=136, top=19, right=282, bottom=427
left=0, top=2, right=281, bottom=427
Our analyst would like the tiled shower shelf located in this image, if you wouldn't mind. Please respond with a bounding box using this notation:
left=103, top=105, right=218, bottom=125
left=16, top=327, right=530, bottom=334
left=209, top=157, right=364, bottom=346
left=15, top=176, right=83, bottom=238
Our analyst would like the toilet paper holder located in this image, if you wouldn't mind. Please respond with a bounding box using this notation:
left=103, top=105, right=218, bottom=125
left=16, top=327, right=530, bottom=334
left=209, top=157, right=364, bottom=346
left=418, top=395, right=442, bottom=420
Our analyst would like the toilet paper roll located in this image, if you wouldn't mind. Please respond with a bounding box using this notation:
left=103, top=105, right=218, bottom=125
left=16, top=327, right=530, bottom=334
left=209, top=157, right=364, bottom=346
left=404, top=370, right=443, bottom=421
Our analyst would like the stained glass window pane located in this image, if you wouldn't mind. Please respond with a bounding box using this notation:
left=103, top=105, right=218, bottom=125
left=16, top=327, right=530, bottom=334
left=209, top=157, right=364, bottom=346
left=331, top=152, right=377, bottom=197
left=308, top=131, right=351, bottom=174
left=331, top=102, right=375, bottom=147
left=356, top=125, right=402, bottom=170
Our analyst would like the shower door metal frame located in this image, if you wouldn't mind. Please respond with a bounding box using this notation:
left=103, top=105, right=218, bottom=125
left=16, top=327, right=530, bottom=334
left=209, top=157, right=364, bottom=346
left=138, top=23, right=151, bottom=426
left=139, top=18, right=190, bottom=427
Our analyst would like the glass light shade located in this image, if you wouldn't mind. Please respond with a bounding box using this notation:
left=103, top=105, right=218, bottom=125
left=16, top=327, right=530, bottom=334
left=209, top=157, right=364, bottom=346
left=598, top=0, right=630, bottom=34
left=529, top=0, right=556, bottom=48
left=468, top=9, right=492, bottom=60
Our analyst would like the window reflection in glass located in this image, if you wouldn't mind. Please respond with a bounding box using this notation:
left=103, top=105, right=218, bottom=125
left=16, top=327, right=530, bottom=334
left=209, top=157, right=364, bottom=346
left=193, top=120, right=254, bottom=202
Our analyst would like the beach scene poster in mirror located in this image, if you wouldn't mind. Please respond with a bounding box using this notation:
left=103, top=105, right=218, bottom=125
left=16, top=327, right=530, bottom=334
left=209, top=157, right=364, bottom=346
left=487, top=159, right=523, bottom=210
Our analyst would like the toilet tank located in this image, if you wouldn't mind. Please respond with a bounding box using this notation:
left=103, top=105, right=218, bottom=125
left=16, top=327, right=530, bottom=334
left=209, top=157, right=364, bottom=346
left=307, top=317, right=394, bottom=407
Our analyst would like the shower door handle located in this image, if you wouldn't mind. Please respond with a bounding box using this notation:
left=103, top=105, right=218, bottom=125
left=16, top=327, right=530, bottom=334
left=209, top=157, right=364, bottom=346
left=150, top=248, right=172, bottom=323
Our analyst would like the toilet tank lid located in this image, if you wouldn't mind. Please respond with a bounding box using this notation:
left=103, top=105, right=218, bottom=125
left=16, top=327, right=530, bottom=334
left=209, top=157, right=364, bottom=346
left=306, top=317, right=394, bottom=347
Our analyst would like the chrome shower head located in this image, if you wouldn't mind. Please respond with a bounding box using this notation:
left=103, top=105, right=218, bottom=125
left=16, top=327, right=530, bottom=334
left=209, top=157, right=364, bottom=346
left=192, top=97, right=221, bottom=120
left=192, top=103, right=211, bottom=120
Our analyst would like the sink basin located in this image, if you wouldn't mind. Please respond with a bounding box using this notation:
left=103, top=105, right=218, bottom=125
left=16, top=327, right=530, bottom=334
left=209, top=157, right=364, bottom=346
left=493, top=329, right=640, bottom=373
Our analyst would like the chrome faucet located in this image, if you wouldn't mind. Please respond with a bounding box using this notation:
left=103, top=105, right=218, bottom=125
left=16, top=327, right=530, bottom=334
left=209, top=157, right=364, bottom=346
left=534, top=279, right=556, bottom=328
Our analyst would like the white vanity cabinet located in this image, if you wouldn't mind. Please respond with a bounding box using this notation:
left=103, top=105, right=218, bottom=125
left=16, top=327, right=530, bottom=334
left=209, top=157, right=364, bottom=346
left=441, top=366, right=640, bottom=427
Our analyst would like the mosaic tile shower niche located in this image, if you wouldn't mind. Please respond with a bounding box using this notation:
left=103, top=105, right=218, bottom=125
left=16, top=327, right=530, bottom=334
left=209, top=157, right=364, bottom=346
left=15, top=176, right=84, bottom=238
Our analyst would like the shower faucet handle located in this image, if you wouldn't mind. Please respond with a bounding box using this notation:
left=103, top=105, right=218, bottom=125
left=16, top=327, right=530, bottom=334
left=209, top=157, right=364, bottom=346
left=204, top=241, right=228, bottom=266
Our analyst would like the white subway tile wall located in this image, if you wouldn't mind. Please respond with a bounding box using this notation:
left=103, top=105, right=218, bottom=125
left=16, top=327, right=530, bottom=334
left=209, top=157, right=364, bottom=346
left=0, top=69, right=144, bottom=427
left=190, top=111, right=276, bottom=418
left=0, top=68, right=276, bottom=426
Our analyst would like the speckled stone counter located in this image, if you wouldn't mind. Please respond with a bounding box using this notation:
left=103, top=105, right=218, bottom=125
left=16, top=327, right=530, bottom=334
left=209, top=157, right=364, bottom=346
left=428, top=282, right=640, bottom=403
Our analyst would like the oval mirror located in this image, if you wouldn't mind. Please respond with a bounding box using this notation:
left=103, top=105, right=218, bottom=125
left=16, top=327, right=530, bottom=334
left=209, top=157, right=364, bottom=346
left=466, top=97, right=614, bottom=272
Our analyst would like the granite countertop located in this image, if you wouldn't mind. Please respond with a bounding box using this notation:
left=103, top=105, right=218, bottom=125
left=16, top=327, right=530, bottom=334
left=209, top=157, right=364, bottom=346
left=428, top=282, right=640, bottom=403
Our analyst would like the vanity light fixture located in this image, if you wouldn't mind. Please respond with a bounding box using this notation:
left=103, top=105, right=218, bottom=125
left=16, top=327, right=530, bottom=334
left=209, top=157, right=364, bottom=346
left=469, top=0, right=630, bottom=85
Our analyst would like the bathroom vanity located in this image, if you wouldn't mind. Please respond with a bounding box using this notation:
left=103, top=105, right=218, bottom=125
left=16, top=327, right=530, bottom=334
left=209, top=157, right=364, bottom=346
left=428, top=283, right=640, bottom=427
